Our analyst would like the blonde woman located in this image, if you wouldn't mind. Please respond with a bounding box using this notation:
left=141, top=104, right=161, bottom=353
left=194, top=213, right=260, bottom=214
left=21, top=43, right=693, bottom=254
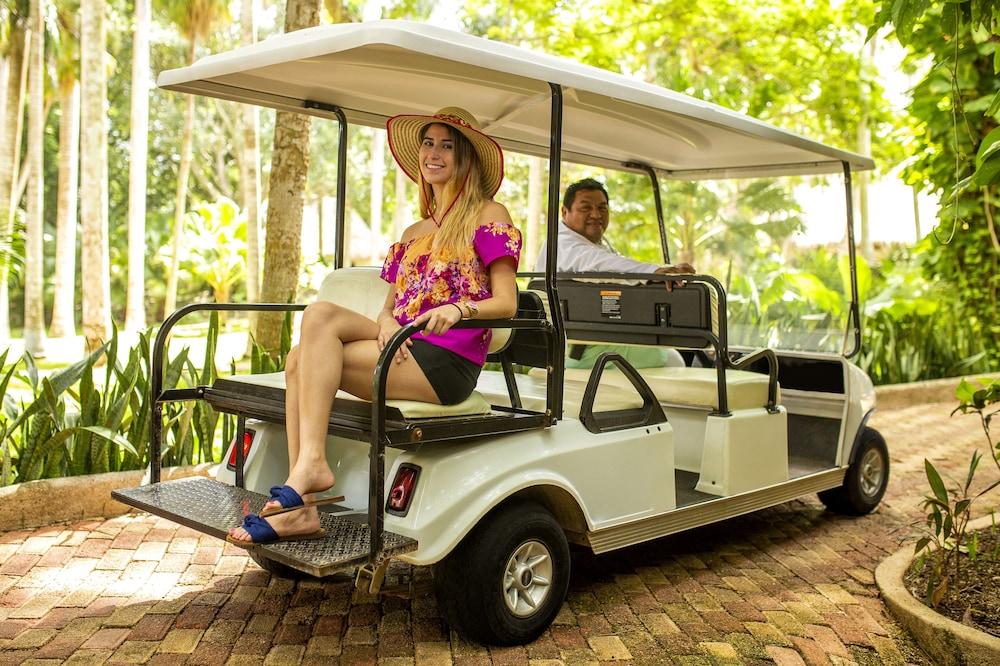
left=228, top=107, right=522, bottom=545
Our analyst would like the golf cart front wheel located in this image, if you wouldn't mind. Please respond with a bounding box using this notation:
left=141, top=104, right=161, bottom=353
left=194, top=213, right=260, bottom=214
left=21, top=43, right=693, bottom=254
left=819, top=426, right=889, bottom=515
left=432, top=500, right=570, bottom=645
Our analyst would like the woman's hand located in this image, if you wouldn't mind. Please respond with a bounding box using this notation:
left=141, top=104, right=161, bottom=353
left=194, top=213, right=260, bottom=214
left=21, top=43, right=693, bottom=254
left=377, top=315, right=413, bottom=364
left=411, top=303, right=464, bottom=337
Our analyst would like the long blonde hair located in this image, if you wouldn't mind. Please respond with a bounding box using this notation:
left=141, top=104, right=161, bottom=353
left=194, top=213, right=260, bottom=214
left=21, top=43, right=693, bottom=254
left=419, top=123, right=487, bottom=257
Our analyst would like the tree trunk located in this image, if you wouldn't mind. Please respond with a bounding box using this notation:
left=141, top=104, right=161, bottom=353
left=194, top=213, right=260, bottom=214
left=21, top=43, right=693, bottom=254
left=164, top=39, right=197, bottom=317
left=49, top=80, right=80, bottom=338
left=526, top=155, right=542, bottom=270
left=857, top=36, right=875, bottom=261
left=23, top=0, right=45, bottom=355
left=256, top=0, right=321, bottom=353
left=912, top=185, right=921, bottom=241
left=124, top=0, right=150, bottom=331
left=80, top=0, right=111, bottom=351
left=369, top=129, right=384, bottom=264
left=0, top=27, right=27, bottom=340
left=241, top=0, right=262, bottom=349
left=392, top=166, right=409, bottom=240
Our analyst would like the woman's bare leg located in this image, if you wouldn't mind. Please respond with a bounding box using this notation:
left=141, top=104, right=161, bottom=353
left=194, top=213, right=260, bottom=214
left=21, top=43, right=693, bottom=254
left=261, top=346, right=302, bottom=514
left=231, top=303, right=438, bottom=542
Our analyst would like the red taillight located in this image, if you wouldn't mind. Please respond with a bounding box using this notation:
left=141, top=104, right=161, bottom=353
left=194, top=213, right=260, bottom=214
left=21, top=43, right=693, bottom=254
left=227, top=430, right=255, bottom=470
left=386, top=465, right=420, bottom=515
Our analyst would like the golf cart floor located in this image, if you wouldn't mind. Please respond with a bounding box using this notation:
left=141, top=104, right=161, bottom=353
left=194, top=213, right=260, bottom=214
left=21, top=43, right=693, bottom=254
left=113, top=478, right=416, bottom=578
left=674, top=455, right=836, bottom=509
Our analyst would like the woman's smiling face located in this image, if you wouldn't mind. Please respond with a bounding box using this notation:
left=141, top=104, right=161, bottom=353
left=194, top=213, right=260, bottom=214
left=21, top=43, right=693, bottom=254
left=419, top=124, right=455, bottom=186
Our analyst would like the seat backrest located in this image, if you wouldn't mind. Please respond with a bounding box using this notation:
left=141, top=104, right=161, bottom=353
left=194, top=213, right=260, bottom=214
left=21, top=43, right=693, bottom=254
left=316, top=267, right=511, bottom=353
left=527, top=278, right=719, bottom=349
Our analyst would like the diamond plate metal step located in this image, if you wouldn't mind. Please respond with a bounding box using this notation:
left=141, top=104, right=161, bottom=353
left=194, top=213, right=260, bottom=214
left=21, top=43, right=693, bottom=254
left=113, top=477, right=417, bottom=578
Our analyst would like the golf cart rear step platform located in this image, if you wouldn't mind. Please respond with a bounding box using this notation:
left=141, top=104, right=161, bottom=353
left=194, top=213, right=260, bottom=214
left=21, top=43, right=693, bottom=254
left=113, top=477, right=417, bottom=578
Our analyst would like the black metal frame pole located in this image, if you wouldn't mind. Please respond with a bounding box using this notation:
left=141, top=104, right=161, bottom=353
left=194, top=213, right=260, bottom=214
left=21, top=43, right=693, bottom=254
left=334, top=108, right=348, bottom=269
left=148, top=302, right=306, bottom=484
left=304, top=101, right=349, bottom=269
left=545, top=83, right=565, bottom=421
left=841, top=162, right=862, bottom=358
left=625, top=162, right=670, bottom=264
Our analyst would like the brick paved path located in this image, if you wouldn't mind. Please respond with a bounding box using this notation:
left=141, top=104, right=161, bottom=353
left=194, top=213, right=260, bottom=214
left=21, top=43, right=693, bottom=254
left=2, top=400, right=997, bottom=665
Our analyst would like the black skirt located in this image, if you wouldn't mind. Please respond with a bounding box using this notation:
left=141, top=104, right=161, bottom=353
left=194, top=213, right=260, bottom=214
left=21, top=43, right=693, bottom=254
left=408, top=339, right=482, bottom=405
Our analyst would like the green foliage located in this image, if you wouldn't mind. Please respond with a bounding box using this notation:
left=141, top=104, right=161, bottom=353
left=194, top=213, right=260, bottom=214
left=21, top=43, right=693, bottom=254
left=915, top=377, right=1000, bottom=607
left=178, top=198, right=247, bottom=306
left=0, top=316, right=235, bottom=485
left=870, top=0, right=1000, bottom=366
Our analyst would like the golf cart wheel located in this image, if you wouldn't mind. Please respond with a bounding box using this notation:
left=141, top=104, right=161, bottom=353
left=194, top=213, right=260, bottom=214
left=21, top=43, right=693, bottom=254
left=432, top=500, right=570, bottom=646
left=247, top=551, right=314, bottom=580
left=819, top=426, right=889, bottom=515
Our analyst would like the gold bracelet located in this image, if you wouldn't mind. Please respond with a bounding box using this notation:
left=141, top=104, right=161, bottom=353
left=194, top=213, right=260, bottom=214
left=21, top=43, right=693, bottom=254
left=465, top=300, right=479, bottom=319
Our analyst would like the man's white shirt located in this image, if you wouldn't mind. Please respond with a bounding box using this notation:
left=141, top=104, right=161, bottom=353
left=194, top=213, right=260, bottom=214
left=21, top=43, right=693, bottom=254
left=534, top=221, right=661, bottom=274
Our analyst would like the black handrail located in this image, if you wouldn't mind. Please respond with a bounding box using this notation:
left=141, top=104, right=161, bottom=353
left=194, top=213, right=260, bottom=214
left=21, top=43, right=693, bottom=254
left=624, top=162, right=671, bottom=264
left=544, top=83, right=565, bottom=422
left=368, top=317, right=553, bottom=565
left=841, top=161, right=862, bottom=358
left=149, top=302, right=307, bottom=483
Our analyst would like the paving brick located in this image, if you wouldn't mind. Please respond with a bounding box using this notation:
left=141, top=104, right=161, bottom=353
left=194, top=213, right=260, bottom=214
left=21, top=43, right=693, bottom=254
left=81, top=627, right=130, bottom=650
left=158, top=628, right=204, bottom=653
left=766, top=645, right=808, bottom=666
left=587, top=635, right=631, bottom=661
left=109, top=640, right=159, bottom=663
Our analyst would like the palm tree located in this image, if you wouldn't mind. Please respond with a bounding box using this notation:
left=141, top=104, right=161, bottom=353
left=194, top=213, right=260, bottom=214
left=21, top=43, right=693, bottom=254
left=256, top=0, right=322, bottom=353
left=160, top=0, right=230, bottom=317
left=79, top=0, right=111, bottom=352
left=240, top=0, right=261, bottom=338
left=0, top=3, right=27, bottom=340
left=49, top=0, right=80, bottom=338
left=124, top=0, right=150, bottom=331
left=22, top=0, right=45, bottom=355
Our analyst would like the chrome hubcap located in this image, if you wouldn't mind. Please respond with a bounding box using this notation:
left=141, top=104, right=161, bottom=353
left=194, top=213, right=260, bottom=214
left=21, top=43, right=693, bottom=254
left=859, top=448, right=885, bottom=497
left=503, top=540, right=553, bottom=618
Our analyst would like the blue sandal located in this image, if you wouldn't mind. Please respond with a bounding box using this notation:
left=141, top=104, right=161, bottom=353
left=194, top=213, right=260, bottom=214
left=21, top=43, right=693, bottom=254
left=225, top=514, right=326, bottom=547
left=259, top=485, right=345, bottom=518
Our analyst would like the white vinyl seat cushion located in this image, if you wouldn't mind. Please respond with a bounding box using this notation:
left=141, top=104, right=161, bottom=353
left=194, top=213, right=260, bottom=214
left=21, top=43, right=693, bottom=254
left=530, top=366, right=777, bottom=411
left=223, top=372, right=491, bottom=419
left=475, top=370, right=644, bottom=415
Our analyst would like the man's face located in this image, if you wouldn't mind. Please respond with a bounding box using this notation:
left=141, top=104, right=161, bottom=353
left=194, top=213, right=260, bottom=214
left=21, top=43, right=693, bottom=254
left=562, top=188, right=609, bottom=244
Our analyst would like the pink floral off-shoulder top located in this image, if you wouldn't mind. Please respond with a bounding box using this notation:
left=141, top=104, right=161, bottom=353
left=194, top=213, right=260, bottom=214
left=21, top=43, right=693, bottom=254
left=380, top=221, right=522, bottom=365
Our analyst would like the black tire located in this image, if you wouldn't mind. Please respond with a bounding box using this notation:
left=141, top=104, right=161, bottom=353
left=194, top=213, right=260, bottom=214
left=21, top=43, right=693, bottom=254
left=819, top=426, right=889, bottom=515
left=247, top=551, right=315, bottom=579
left=432, top=500, right=571, bottom=646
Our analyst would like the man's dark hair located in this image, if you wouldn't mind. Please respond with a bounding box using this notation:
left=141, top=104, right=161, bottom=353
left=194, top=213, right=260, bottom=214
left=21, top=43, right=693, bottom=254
left=563, top=178, right=609, bottom=210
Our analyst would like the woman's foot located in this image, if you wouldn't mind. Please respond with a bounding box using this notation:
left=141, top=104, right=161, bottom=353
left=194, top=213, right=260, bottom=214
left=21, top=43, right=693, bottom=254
left=227, top=506, right=322, bottom=544
left=262, top=462, right=336, bottom=514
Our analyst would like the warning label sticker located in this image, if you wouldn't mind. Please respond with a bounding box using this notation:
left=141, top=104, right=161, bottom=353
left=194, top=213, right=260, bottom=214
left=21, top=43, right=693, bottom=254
left=600, top=290, right=622, bottom=319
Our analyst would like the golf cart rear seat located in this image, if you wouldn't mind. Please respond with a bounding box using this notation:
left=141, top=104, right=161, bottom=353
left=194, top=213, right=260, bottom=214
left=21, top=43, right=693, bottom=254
left=202, top=267, right=553, bottom=448
left=527, top=277, right=780, bottom=415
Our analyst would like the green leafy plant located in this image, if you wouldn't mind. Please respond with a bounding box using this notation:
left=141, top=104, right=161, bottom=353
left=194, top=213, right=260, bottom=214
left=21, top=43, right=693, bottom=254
left=915, top=377, right=1000, bottom=607
left=0, top=315, right=237, bottom=485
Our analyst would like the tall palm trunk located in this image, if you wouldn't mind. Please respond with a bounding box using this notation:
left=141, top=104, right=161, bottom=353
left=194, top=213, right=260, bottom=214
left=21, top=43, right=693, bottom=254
left=23, top=0, right=45, bottom=355
left=256, top=0, right=321, bottom=353
left=392, top=167, right=409, bottom=239
left=49, top=79, right=80, bottom=338
left=0, top=27, right=27, bottom=340
left=80, top=0, right=111, bottom=351
left=124, top=0, right=150, bottom=331
left=241, top=0, right=261, bottom=308
left=526, top=156, right=542, bottom=270
left=368, top=129, right=384, bottom=264
left=164, top=38, right=197, bottom=317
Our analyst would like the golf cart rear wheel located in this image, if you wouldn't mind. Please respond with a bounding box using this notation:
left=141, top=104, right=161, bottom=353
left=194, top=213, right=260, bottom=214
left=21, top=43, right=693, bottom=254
left=247, top=551, right=314, bottom=580
left=819, top=426, right=889, bottom=515
left=432, top=500, right=570, bottom=646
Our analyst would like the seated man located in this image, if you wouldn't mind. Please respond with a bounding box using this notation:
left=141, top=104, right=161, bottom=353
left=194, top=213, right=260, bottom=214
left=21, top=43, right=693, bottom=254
left=535, top=178, right=695, bottom=369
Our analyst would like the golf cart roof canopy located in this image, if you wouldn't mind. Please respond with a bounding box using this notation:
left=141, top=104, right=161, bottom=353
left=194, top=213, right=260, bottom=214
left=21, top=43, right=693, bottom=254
left=157, top=20, right=873, bottom=179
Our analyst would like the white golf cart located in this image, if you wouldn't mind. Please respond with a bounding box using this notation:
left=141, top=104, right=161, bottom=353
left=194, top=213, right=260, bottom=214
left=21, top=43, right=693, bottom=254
left=114, top=20, right=888, bottom=646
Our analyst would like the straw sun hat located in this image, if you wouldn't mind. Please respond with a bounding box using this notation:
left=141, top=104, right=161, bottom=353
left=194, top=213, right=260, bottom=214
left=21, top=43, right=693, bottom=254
left=386, top=106, right=504, bottom=199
